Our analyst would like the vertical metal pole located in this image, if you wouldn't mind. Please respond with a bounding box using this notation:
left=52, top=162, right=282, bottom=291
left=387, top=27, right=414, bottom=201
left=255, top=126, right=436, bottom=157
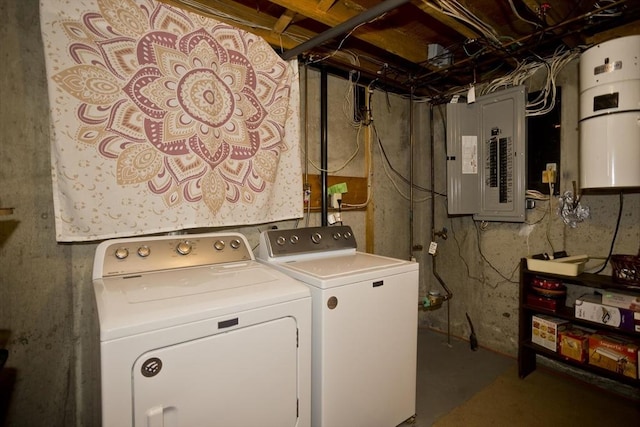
left=321, top=66, right=328, bottom=225
left=409, top=87, right=414, bottom=260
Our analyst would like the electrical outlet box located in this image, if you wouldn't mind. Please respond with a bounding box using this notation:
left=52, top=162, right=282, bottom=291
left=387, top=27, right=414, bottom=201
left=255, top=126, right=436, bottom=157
left=330, top=193, right=342, bottom=209
left=542, top=163, right=557, bottom=184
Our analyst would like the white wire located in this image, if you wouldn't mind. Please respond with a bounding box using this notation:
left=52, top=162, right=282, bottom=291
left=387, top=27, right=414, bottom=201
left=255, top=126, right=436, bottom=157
left=479, top=46, right=580, bottom=116
left=507, top=0, right=541, bottom=28
left=306, top=125, right=362, bottom=174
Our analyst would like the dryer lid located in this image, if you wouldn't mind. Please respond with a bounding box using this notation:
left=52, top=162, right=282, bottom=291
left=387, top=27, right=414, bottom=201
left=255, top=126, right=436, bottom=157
left=94, top=261, right=309, bottom=341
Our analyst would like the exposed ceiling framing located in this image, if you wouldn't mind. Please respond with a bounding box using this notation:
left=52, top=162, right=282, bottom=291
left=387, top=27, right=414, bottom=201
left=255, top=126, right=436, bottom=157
left=161, top=0, right=640, bottom=96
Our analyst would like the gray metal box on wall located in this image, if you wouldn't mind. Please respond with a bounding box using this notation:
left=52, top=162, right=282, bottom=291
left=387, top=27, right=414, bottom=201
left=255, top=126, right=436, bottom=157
left=446, top=85, right=527, bottom=222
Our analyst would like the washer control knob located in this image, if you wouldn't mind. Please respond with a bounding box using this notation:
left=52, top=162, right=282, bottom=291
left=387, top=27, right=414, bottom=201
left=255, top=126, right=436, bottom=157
left=311, top=232, right=322, bottom=244
left=276, top=236, right=286, bottom=246
left=176, top=241, right=192, bottom=255
left=214, top=240, right=225, bottom=251
left=332, top=232, right=342, bottom=240
left=114, top=247, right=129, bottom=260
left=344, top=231, right=352, bottom=240
left=137, top=245, right=151, bottom=258
left=230, top=239, right=241, bottom=249
left=290, top=235, right=299, bottom=244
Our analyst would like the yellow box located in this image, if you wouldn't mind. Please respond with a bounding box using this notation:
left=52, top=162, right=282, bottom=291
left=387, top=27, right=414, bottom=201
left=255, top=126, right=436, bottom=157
left=559, top=326, right=594, bottom=362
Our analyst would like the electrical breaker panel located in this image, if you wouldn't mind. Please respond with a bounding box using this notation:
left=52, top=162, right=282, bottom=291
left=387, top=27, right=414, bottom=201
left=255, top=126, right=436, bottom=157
left=446, top=85, right=527, bottom=222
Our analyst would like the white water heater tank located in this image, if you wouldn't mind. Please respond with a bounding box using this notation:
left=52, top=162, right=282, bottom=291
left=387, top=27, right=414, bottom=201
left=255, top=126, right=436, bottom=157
left=579, top=35, right=640, bottom=189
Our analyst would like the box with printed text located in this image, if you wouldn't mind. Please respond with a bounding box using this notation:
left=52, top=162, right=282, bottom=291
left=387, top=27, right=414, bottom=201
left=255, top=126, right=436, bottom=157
left=574, top=294, right=637, bottom=332
left=588, top=333, right=638, bottom=379
left=531, top=315, right=569, bottom=352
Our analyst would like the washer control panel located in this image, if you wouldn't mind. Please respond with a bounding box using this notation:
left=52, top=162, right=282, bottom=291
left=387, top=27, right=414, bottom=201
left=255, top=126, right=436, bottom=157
left=95, top=232, right=253, bottom=278
left=261, top=225, right=356, bottom=258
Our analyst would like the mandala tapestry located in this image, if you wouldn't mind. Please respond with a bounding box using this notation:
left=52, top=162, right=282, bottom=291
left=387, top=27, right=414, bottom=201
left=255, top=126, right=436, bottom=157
left=40, top=0, right=302, bottom=241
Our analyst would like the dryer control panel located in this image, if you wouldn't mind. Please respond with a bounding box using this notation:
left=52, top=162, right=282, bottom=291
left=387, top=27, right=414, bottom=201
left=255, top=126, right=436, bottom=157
left=93, top=232, right=253, bottom=278
left=259, top=225, right=357, bottom=259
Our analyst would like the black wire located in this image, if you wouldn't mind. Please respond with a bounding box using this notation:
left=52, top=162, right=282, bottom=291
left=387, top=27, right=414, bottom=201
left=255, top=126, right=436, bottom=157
left=594, top=192, right=624, bottom=273
left=372, top=122, right=447, bottom=197
left=473, top=220, right=520, bottom=284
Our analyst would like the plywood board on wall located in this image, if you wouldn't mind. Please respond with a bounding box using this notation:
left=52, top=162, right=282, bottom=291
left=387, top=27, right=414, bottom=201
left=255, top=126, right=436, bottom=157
left=304, top=175, right=368, bottom=209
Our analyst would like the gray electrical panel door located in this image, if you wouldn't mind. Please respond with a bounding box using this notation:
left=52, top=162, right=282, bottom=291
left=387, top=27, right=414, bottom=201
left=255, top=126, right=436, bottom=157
left=446, top=86, right=527, bottom=222
left=446, top=101, right=479, bottom=214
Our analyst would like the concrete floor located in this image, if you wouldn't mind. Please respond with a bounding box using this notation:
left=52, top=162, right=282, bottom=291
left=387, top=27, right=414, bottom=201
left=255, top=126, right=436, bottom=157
left=406, top=328, right=514, bottom=427
left=405, top=328, right=640, bottom=427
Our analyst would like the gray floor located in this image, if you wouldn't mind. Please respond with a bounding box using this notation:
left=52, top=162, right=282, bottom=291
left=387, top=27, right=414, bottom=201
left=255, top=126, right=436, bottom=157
left=402, top=328, right=515, bottom=427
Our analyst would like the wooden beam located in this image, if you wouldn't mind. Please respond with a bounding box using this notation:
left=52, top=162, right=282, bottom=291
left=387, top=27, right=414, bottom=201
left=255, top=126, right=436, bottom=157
left=269, top=0, right=430, bottom=63
left=317, top=0, right=337, bottom=12
left=416, top=0, right=480, bottom=40
left=158, top=0, right=311, bottom=51
left=272, top=9, right=296, bottom=34
left=585, top=20, right=640, bottom=44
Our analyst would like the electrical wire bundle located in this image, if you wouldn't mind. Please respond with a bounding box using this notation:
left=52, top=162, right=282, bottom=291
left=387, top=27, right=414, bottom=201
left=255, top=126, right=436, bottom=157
left=423, top=0, right=503, bottom=46
left=480, top=46, right=580, bottom=116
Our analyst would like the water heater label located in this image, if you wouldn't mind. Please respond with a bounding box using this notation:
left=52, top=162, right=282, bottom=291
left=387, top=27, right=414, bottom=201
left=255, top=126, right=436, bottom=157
left=594, top=61, right=622, bottom=75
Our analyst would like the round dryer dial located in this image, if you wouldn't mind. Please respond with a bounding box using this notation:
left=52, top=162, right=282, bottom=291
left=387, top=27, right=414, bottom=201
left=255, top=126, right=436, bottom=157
left=176, top=241, right=192, bottom=255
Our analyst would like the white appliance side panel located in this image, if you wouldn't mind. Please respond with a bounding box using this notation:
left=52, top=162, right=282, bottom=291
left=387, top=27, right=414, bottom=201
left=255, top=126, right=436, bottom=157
left=311, top=270, right=419, bottom=427
left=132, top=317, right=299, bottom=427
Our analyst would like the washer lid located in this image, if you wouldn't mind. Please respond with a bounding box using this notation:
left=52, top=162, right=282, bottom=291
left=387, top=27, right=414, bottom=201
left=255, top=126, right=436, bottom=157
left=266, top=252, right=419, bottom=288
left=93, top=261, right=310, bottom=341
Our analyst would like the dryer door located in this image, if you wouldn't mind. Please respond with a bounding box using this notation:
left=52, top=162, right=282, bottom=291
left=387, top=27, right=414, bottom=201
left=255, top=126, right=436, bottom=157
left=132, top=317, right=299, bottom=427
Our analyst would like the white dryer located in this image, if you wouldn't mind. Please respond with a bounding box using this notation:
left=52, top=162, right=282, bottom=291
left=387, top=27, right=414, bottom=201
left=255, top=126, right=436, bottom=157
left=257, top=225, right=419, bottom=427
left=92, top=232, right=311, bottom=427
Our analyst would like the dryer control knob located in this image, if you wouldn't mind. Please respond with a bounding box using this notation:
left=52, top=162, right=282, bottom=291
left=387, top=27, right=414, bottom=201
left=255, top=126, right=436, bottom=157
left=276, top=236, right=286, bottom=246
left=230, top=239, right=241, bottom=249
left=114, top=247, right=129, bottom=260
left=176, top=241, right=192, bottom=255
left=214, top=240, right=225, bottom=251
left=311, top=232, right=322, bottom=244
left=290, top=235, right=299, bottom=244
left=344, top=231, right=353, bottom=240
left=137, top=245, right=151, bottom=257
left=332, top=232, right=342, bottom=240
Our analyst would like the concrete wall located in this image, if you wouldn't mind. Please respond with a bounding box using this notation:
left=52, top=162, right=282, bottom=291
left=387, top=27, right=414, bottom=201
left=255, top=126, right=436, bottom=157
left=1, top=0, right=638, bottom=425
left=0, top=2, right=412, bottom=424
left=420, top=61, right=640, bottom=357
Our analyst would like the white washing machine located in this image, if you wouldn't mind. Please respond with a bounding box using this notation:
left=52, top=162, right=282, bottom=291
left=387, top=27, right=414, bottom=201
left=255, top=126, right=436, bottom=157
left=92, top=232, right=311, bottom=427
left=257, top=226, right=419, bottom=427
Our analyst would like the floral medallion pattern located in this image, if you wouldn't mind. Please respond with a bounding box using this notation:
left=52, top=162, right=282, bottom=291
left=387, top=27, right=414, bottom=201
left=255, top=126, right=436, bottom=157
left=40, top=0, right=302, bottom=241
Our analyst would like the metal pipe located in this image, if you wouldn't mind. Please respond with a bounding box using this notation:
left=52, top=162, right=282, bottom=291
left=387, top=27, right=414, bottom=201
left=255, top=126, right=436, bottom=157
left=409, top=87, right=414, bottom=260
left=320, top=66, right=328, bottom=225
left=429, top=103, right=453, bottom=345
left=281, top=0, right=412, bottom=61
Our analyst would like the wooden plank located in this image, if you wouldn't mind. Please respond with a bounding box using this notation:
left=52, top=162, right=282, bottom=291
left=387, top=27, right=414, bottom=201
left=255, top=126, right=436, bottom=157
left=158, top=0, right=311, bottom=50
left=272, top=9, right=296, bottom=34
left=317, top=0, right=338, bottom=12
left=269, top=0, right=430, bottom=63
left=416, top=0, right=480, bottom=39
left=305, top=174, right=368, bottom=209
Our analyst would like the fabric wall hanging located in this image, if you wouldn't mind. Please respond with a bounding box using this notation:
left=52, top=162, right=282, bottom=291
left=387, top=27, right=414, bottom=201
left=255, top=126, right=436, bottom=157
left=40, top=0, right=302, bottom=242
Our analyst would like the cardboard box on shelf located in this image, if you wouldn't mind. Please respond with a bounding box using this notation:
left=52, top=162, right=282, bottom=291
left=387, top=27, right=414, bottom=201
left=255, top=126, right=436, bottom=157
left=602, top=290, right=640, bottom=312
left=532, top=315, right=569, bottom=352
left=559, top=326, right=595, bottom=362
left=588, top=333, right=639, bottom=379
left=574, top=294, right=637, bottom=332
